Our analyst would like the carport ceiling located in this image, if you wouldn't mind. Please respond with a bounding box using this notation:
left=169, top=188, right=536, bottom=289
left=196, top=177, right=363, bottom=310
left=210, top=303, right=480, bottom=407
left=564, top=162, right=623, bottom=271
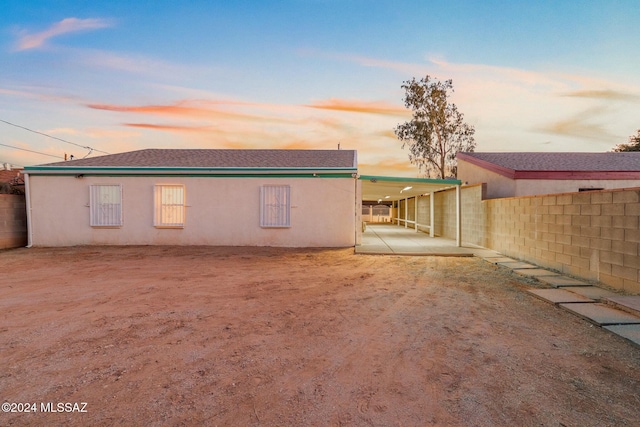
left=359, top=175, right=461, bottom=202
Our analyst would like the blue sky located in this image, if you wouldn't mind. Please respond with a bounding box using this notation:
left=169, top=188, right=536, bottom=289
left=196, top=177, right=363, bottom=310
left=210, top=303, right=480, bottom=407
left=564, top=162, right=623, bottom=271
left=1, top=0, right=639, bottom=175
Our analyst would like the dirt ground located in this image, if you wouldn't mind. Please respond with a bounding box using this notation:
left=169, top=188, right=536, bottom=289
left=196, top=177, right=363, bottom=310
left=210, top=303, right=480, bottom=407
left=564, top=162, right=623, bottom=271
left=1, top=246, right=639, bottom=426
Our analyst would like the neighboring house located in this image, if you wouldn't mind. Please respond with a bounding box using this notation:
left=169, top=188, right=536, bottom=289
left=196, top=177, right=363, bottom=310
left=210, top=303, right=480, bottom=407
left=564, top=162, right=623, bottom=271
left=0, top=166, right=24, bottom=194
left=457, top=152, right=640, bottom=199
left=0, top=165, right=27, bottom=249
left=23, top=149, right=360, bottom=247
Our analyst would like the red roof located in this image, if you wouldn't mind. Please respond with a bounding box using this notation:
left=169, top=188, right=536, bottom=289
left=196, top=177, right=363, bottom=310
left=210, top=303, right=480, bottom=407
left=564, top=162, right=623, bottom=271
left=457, top=152, right=640, bottom=180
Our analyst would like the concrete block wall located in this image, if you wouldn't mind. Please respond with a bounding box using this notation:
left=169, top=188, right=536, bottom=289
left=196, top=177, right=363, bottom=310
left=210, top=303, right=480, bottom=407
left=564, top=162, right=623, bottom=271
left=407, top=197, right=416, bottom=222
left=0, top=194, right=27, bottom=249
left=459, top=184, right=486, bottom=245
left=416, top=196, right=430, bottom=229
left=434, top=188, right=458, bottom=239
left=434, top=185, right=640, bottom=294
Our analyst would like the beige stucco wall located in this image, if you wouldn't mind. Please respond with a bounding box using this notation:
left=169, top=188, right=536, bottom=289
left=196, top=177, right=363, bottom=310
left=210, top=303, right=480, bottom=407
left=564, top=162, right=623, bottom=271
left=514, top=179, right=640, bottom=197
left=457, top=159, right=515, bottom=199
left=458, top=158, right=640, bottom=199
left=28, top=175, right=359, bottom=247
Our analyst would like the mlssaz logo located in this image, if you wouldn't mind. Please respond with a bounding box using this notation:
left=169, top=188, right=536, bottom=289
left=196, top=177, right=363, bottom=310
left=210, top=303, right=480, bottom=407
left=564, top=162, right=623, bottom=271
left=40, top=402, right=88, bottom=413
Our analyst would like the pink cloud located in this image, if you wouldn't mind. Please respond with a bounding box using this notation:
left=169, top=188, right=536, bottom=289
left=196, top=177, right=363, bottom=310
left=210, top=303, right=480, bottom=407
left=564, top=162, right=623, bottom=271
left=377, top=129, right=399, bottom=140
left=89, top=102, right=218, bottom=117
left=86, top=100, right=299, bottom=124
left=536, top=106, right=617, bottom=141
left=305, top=98, right=408, bottom=116
left=561, top=89, right=640, bottom=101
left=125, top=123, right=219, bottom=133
left=358, top=158, right=417, bottom=176
left=16, top=18, right=112, bottom=51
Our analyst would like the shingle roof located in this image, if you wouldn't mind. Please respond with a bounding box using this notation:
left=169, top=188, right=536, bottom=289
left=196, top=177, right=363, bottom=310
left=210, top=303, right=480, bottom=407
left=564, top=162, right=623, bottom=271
left=38, top=149, right=357, bottom=169
left=458, top=152, right=640, bottom=172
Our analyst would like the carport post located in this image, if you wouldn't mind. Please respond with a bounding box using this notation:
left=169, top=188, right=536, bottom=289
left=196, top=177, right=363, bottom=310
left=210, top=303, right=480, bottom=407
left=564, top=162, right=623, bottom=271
left=429, top=191, right=435, bottom=237
left=394, top=200, right=399, bottom=226
left=456, top=184, right=462, bottom=247
left=404, top=197, right=408, bottom=228
left=414, top=196, right=418, bottom=232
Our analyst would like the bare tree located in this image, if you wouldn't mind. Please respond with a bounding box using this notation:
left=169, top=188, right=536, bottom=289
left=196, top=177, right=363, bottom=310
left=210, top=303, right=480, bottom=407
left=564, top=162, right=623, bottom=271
left=394, top=76, right=476, bottom=178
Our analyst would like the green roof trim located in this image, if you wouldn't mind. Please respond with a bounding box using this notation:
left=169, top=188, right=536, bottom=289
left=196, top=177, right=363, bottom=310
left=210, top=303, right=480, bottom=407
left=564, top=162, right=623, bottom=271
left=359, top=175, right=461, bottom=185
left=26, top=173, right=355, bottom=179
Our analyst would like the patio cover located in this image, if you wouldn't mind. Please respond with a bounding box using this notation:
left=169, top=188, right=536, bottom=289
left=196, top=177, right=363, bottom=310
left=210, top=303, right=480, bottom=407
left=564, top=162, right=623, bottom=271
left=359, top=175, right=463, bottom=246
left=359, top=175, right=460, bottom=202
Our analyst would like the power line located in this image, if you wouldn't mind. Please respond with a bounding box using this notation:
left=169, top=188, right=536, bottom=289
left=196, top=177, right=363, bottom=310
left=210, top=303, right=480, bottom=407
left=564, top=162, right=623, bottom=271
left=0, top=142, right=65, bottom=160
left=0, top=118, right=110, bottom=155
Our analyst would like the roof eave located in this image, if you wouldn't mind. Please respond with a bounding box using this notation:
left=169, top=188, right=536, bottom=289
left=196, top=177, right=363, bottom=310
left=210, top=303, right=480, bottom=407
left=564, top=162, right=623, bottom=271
left=23, top=166, right=358, bottom=176
left=457, top=152, right=516, bottom=179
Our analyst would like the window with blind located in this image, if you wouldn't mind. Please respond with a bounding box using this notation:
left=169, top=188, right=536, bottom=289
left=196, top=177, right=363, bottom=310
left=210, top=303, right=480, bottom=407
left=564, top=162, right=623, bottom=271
left=260, top=185, right=291, bottom=228
left=154, top=185, right=186, bottom=228
left=90, top=184, right=123, bottom=227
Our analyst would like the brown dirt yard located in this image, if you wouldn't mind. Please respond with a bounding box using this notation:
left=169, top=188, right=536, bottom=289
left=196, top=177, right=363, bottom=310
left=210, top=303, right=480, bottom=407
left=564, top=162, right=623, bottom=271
left=1, top=246, right=639, bottom=427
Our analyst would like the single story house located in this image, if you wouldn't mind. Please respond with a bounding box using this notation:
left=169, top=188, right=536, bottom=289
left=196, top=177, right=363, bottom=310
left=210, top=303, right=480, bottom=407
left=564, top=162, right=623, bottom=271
left=23, top=149, right=361, bottom=247
left=457, top=152, right=640, bottom=199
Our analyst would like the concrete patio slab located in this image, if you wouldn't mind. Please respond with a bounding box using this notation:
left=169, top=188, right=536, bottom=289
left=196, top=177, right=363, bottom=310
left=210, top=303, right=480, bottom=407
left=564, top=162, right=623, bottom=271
left=559, top=303, right=640, bottom=326
left=356, top=224, right=487, bottom=256
left=498, top=261, right=538, bottom=269
left=526, top=288, right=595, bottom=304
left=360, top=251, right=474, bottom=257
left=562, top=286, right=617, bottom=301
left=484, top=257, right=517, bottom=263
left=606, top=296, right=640, bottom=317
left=537, top=276, right=591, bottom=287
left=603, top=324, right=640, bottom=347
left=514, top=268, right=560, bottom=277
left=472, top=249, right=504, bottom=258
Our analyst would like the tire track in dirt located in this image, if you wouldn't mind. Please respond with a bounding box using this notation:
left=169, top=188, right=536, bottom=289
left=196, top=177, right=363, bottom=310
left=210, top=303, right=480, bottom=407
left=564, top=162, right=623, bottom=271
left=1, top=248, right=639, bottom=426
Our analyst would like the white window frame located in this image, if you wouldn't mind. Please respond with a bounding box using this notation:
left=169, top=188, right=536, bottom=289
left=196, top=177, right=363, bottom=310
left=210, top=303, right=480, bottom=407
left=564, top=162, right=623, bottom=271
left=154, top=184, right=186, bottom=228
left=260, top=185, right=291, bottom=228
left=89, top=184, right=123, bottom=227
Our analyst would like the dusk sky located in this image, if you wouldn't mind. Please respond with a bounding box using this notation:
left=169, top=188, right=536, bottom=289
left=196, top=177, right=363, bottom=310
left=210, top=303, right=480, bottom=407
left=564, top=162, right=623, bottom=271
left=1, top=1, right=639, bottom=176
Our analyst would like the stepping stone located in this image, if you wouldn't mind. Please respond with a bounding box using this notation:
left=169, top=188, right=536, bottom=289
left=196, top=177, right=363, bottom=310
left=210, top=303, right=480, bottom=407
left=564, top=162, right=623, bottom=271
left=526, top=288, right=595, bottom=304
left=537, top=276, right=591, bottom=288
left=498, top=261, right=538, bottom=269
left=473, top=250, right=503, bottom=258
left=559, top=303, right=640, bottom=326
left=514, top=268, right=559, bottom=277
left=606, top=296, right=640, bottom=317
left=603, top=324, right=640, bottom=347
left=485, top=257, right=517, bottom=263
left=562, top=286, right=616, bottom=301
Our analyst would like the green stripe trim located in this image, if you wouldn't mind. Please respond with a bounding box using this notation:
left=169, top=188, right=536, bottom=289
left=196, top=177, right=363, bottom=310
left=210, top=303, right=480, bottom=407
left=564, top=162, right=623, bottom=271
left=27, top=173, right=356, bottom=179
left=359, top=175, right=461, bottom=185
